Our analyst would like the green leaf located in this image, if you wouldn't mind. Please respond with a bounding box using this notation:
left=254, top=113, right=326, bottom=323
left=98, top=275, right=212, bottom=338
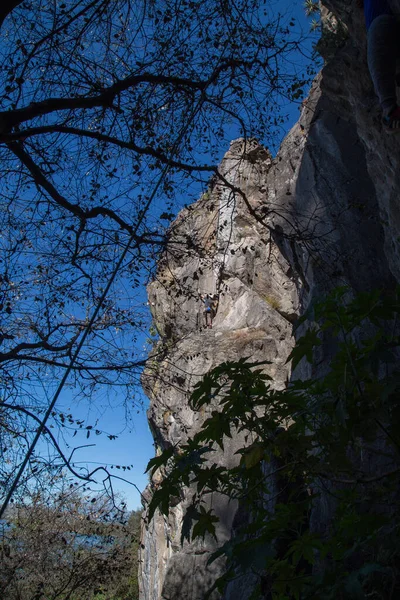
left=145, top=447, right=174, bottom=475
left=181, top=503, right=200, bottom=544
left=192, top=506, right=219, bottom=541
left=286, top=327, right=321, bottom=370
left=197, top=410, right=232, bottom=449
left=147, top=481, right=181, bottom=522
left=343, top=572, right=365, bottom=599
left=285, top=532, right=323, bottom=567
left=194, top=464, right=226, bottom=492
left=239, top=443, right=265, bottom=469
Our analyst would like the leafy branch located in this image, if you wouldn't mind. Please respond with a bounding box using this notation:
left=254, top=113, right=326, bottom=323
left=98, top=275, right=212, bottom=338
left=146, top=287, right=400, bottom=599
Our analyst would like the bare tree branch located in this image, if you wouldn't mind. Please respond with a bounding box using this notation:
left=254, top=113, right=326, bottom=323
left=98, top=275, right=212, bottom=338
left=0, top=73, right=209, bottom=130
left=8, top=141, right=147, bottom=236
left=2, top=126, right=216, bottom=173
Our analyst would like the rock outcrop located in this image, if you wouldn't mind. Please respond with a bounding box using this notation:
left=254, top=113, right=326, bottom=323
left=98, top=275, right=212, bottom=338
left=139, top=1, right=400, bottom=598
left=140, top=139, right=297, bottom=600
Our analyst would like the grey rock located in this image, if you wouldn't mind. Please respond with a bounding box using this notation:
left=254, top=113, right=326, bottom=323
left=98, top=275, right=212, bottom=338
left=139, top=140, right=295, bottom=600
left=139, top=1, right=400, bottom=597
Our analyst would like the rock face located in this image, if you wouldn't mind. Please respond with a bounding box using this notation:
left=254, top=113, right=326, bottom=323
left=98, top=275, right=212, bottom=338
left=139, top=1, right=400, bottom=598
left=140, top=140, right=297, bottom=600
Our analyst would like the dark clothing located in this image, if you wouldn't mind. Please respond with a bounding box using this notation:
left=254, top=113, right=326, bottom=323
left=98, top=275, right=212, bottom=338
left=364, top=0, right=393, bottom=29
left=367, top=14, right=400, bottom=114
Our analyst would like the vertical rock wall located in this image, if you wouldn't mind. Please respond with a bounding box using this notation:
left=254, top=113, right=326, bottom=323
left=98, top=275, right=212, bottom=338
left=140, top=140, right=297, bottom=600
left=140, top=1, right=400, bottom=597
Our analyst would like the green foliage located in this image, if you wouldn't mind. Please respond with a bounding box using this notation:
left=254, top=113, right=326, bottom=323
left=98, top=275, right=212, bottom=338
left=304, top=0, right=320, bottom=17
left=263, top=294, right=281, bottom=310
left=314, top=17, right=348, bottom=61
left=304, top=0, right=321, bottom=31
left=303, top=0, right=350, bottom=58
left=0, top=482, right=142, bottom=600
left=147, top=287, right=400, bottom=599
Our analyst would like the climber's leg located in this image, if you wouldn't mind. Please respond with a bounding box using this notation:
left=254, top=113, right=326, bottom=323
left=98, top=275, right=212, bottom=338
left=367, top=14, right=400, bottom=116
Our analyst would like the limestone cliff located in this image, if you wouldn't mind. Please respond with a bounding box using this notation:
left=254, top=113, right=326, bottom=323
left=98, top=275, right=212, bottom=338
left=140, top=139, right=297, bottom=600
left=139, top=1, right=400, bottom=598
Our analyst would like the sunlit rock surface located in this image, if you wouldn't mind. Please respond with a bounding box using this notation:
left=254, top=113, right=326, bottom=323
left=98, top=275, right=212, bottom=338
left=140, top=139, right=296, bottom=600
left=139, top=1, right=400, bottom=597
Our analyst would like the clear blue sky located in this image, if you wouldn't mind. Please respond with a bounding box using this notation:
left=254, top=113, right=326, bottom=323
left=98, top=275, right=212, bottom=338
left=38, top=0, right=317, bottom=512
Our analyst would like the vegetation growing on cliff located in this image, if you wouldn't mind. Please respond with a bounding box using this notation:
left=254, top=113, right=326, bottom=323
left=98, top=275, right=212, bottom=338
left=148, top=287, right=400, bottom=599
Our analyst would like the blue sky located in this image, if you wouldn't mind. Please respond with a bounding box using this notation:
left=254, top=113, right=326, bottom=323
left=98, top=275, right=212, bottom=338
left=34, top=0, right=318, bottom=512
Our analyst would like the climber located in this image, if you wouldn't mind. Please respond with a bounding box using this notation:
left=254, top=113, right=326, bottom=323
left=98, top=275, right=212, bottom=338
left=201, top=294, right=214, bottom=329
left=358, top=0, right=400, bottom=131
